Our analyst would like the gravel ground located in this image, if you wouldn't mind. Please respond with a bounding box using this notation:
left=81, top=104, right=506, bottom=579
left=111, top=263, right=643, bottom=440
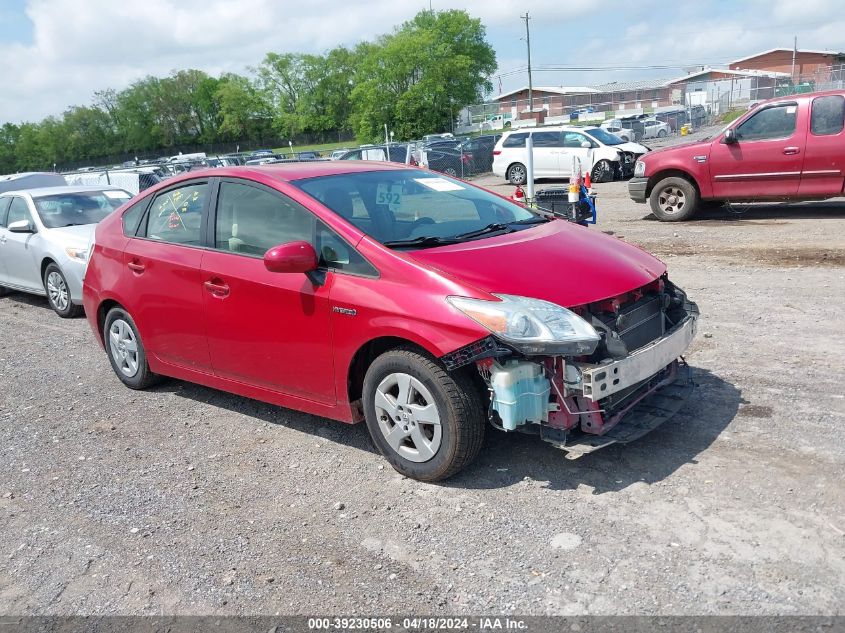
left=1, top=150, right=844, bottom=615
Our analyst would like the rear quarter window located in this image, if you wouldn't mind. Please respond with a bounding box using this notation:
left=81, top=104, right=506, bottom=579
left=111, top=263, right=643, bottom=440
left=811, top=95, right=845, bottom=136
left=121, top=197, right=150, bottom=236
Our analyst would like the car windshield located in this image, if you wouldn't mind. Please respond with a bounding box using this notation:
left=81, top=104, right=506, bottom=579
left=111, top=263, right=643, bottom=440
left=293, top=169, right=544, bottom=248
left=584, top=128, right=625, bottom=146
left=32, top=190, right=131, bottom=228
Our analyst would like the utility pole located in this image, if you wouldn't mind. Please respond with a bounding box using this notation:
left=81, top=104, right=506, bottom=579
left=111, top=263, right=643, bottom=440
left=791, top=36, right=797, bottom=85
left=521, top=12, right=533, bottom=113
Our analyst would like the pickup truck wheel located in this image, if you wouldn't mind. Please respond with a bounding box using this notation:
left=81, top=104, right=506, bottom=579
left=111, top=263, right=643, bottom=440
left=649, top=177, right=698, bottom=221
left=363, top=348, right=485, bottom=481
left=591, top=160, right=614, bottom=183
left=507, top=163, right=527, bottom=185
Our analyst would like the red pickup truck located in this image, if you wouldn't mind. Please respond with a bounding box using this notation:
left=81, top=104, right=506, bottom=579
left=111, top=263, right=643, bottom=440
left=628, top=90, right=845, bottom=221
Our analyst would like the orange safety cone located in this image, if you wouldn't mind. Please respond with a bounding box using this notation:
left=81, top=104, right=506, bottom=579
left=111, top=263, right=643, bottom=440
left=584, top=172, right=592, bottom=190
left=512, top=185, right=525, bottom=202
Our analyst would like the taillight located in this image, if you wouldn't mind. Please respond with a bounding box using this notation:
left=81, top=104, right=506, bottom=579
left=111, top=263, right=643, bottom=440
left=493, top=150, right=501, bottom=155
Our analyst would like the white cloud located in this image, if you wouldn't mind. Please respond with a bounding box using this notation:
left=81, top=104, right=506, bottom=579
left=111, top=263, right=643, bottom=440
left=1, top=0, right=844, bottom=122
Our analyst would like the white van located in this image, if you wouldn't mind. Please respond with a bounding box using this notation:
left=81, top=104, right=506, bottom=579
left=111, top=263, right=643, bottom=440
left=491, top=126, right=649, bottom=184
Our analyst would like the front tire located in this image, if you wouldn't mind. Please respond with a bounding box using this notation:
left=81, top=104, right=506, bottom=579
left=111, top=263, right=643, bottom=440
left=444, top=166, right=458, bottom=178
left=658, top=129, right=668, bottom=138
left=649, top=176, right=699, bottom=221
left=43, top=263, right=82, bottom=318
left=362, top=348, right=485, bottom=481
left=507, top=163, right=527, bottom=185
left=591, top=159, right=614, bottom=183
left=103, top=307, right=161, bottom=389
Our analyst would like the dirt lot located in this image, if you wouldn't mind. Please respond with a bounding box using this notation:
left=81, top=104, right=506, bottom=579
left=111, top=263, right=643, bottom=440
left=1, top=172, right=844, bottom=616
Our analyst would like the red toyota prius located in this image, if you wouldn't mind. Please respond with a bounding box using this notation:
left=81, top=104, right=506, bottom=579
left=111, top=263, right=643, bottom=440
left=83, top=162, right=698, bottom=481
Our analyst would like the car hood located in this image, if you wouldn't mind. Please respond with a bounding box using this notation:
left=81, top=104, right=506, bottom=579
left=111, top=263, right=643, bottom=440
left=45, top=223, right=96, bottom=246
left=642, top=138, right=713, bottom=159
left=616, top=141, right=649, bottom=153
left=408, top=220, right=666, bottom=307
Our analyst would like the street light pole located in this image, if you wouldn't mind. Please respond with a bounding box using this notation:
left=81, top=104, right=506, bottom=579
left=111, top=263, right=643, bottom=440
left=521, top=12, right=533, bottom=113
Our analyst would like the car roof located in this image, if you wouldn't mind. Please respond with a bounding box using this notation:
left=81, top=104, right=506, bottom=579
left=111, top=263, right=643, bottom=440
left=150, top=162, right=412, bottom=188
left=503, top=125, right=598, bottom=135
left=0, top=185, right=127, bottom=198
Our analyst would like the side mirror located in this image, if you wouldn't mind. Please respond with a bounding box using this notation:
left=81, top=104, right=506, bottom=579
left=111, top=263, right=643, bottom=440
left=7, top=219, right=34, bottom=233
left=580, top=141, right=593, bottom=149
left=264, top=241, right=318, bottom=274
left=724, top=128, right=738, bottom=144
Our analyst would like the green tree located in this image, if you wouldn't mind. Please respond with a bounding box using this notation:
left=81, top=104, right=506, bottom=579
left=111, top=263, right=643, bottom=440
left=215, top=74, right=274, bottom=141
left=350, top=9, right=496, bottom=141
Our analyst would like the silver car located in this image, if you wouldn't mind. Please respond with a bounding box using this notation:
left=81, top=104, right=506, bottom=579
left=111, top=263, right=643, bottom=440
left=0, top=185, right=132, bottom=317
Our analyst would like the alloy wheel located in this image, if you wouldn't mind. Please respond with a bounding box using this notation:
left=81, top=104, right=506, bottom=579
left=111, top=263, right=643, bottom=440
left=46, top=271, right=69, bottom=312
left=657, top=186, right=686, bottom=215
left=373, top=372, right=442, bottom=463
left=108, top=319, right=140, bottom=378
left=509, top=164, right=526, bottom=184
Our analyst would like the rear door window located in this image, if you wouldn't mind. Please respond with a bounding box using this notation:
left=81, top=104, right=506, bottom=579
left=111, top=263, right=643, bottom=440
left=736, top=104, right=797, bottom=141
left=502, top=133, right=528, bottom=148
left=811, top=95, right=845, bottom=136
left=531, top=131, right=562, bottom=147
left=143, top=182, right=208, bottom=246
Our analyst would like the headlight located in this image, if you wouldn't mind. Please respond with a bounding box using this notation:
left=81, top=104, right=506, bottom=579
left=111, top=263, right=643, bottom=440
left=634, top=160, right=646, bottom=177
left=65, top=247, right=88, bottom=262
left=447, top=294, right=600, bottom=356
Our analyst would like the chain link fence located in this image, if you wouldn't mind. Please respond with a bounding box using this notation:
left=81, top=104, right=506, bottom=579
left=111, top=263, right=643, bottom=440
left=458, top=64, right=845, bottom=143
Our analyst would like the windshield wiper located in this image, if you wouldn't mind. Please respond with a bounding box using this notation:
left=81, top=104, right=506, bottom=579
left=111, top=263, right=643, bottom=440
left=451, top=217, right=547, bottom=240
left=382, top=235, right=461, bottom=248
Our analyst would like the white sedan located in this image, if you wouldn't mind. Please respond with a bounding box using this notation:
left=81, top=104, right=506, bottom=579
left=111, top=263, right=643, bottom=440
left=640, top=118, right=671, bottom=139
left=0, top=185, right=132, bottom=317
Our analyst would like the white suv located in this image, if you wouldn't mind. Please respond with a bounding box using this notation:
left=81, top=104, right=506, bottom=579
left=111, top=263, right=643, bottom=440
left=492, top=126, right=649, bottom=184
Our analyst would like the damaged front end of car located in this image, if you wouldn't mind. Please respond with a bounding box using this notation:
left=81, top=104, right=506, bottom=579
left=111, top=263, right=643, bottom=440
left=442, top=276, right=698, bottom=456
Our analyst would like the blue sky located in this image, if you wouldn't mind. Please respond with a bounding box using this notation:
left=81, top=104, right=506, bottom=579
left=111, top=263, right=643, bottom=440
left=1, top=0, right=843, bottom=123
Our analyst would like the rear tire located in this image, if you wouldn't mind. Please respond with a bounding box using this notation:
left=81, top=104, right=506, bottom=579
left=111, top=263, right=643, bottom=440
left=658, top=129, right=668, bottom=138
left=649, top=176, right=699, bottom=221
left=103, top=307, right=162, bottom=389
left=43, top=263, right=83, bottom=318
left=507, top=163, right=527, bottom=185
left=362, top=348, right=485, bottom=481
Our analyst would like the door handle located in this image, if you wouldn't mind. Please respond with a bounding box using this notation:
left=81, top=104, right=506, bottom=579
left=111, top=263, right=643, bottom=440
left=204, top=279, right=230, bottom=297
left=783, top=147, right=800, bottom=155
left=127, top=260, right=145, bottom=273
